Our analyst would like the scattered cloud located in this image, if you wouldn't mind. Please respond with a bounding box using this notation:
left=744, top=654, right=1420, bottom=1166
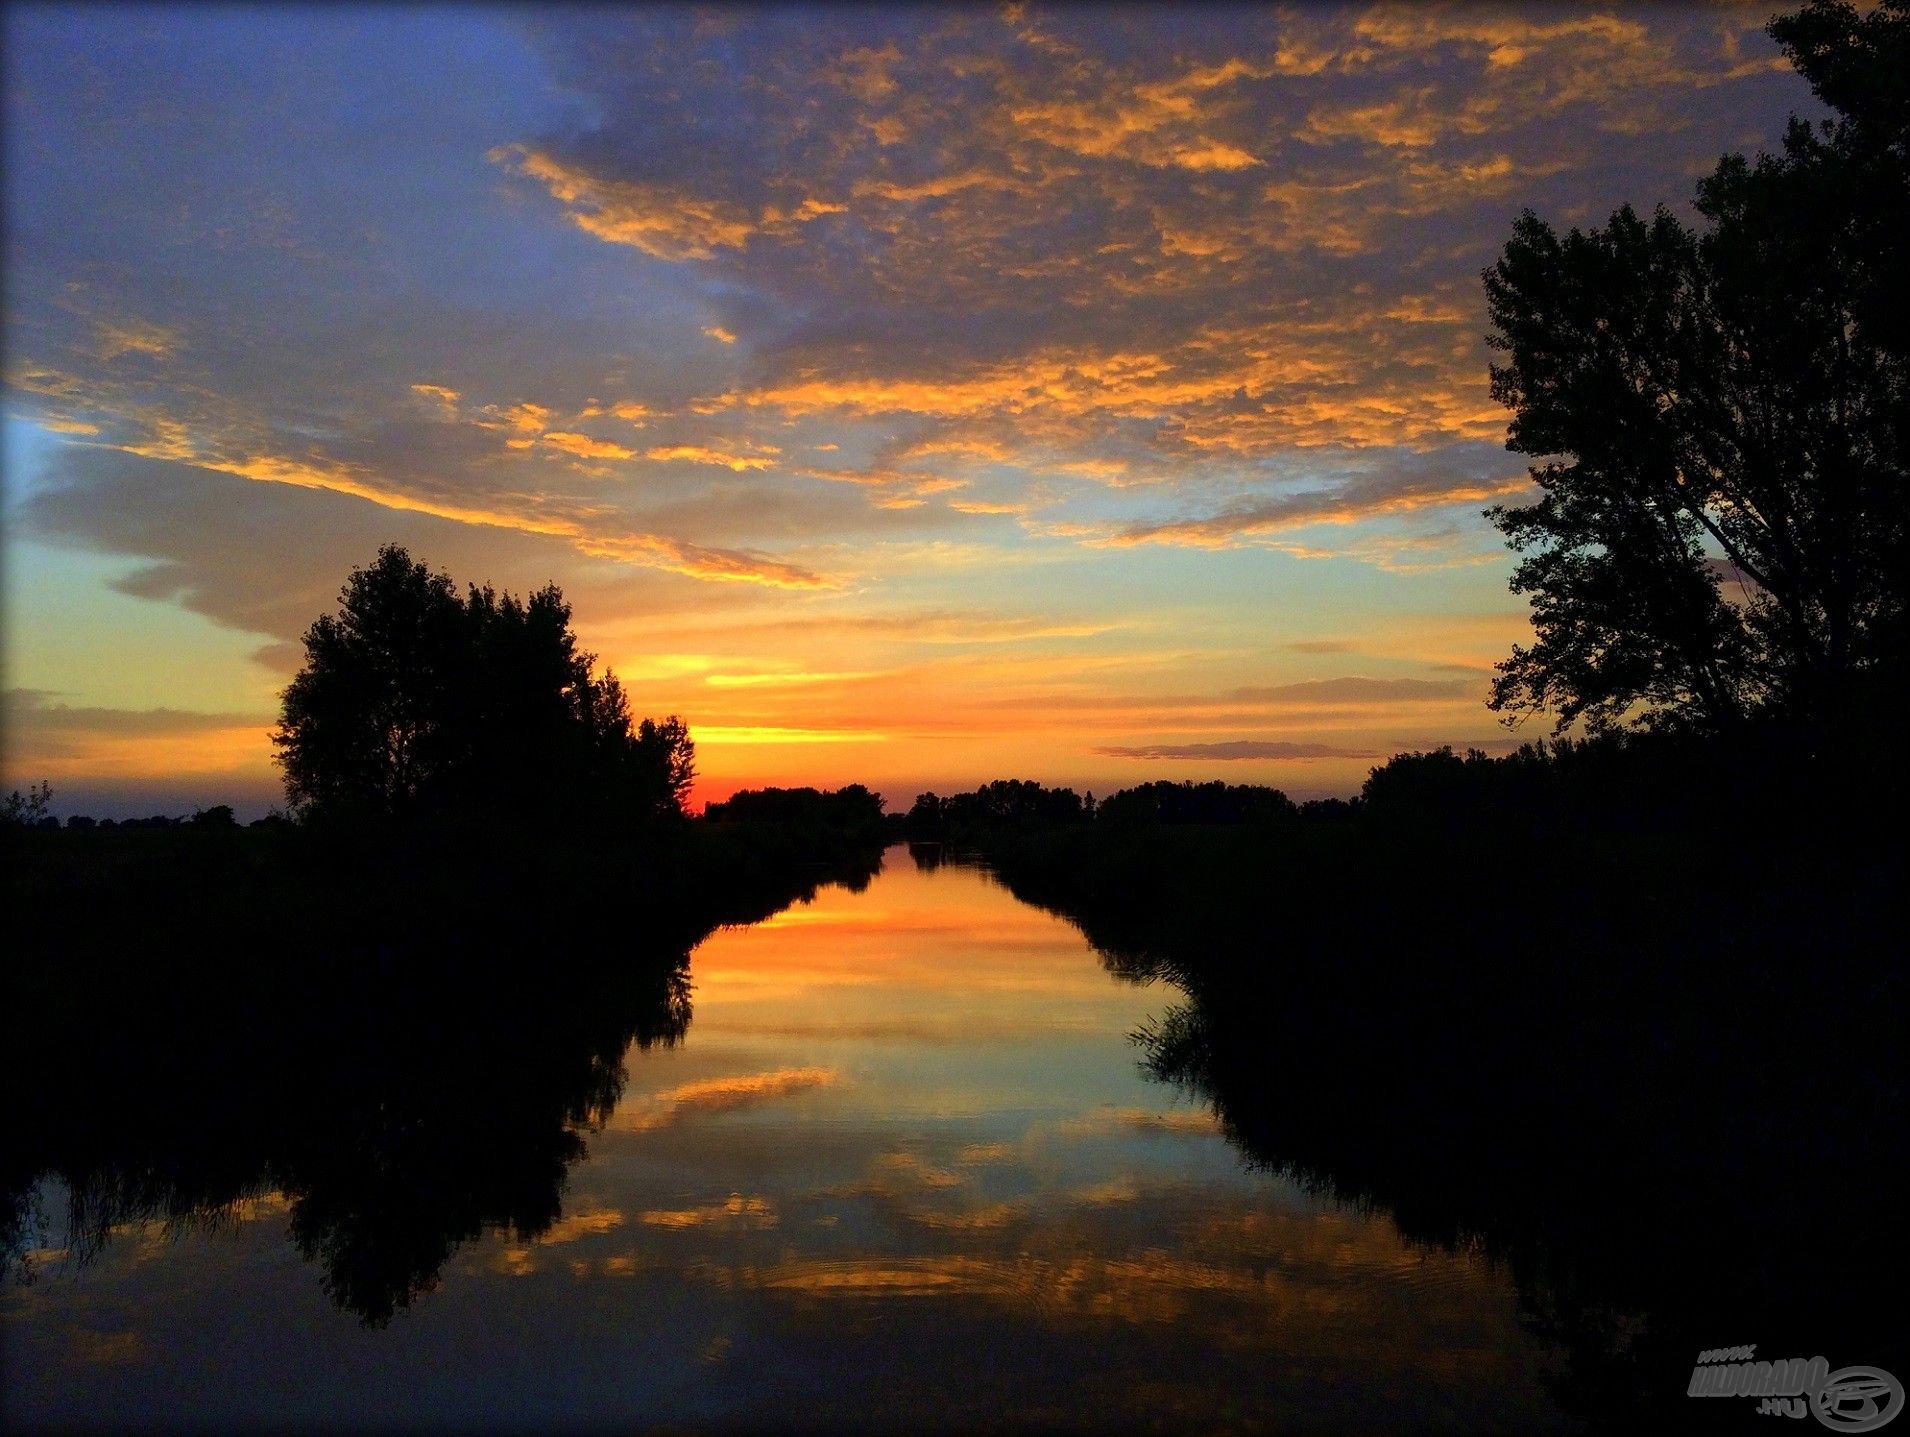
left=538, top=430, right=638, bottom=461
left=410, top=383, right=461, bottom=414
left=92, top=318, right=179, bottom=361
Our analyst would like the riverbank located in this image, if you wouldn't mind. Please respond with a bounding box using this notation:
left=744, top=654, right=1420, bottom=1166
left=939, top=741, right=1905, bottom=1428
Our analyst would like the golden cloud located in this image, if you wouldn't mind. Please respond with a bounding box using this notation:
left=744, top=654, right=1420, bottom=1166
left=646, top=443, right=779, bottom=471
left=493, top=146, right=844, bottom=261
left=409, top=382, right=461, bottom=412
left=539, top=431, right=638, bottom=461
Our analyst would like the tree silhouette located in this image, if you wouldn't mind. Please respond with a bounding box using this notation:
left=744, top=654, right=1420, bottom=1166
left=1483, top=0, right=1907, bottom=739
left=1, top=780, right=53, bottom=827
left=274, top=545, right=693, bottom=825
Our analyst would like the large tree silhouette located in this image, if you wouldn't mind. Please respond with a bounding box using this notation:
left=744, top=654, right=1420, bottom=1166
left=1484, top=0, right=1907, bottom=740
left=274, top=545, right=693, bottom=825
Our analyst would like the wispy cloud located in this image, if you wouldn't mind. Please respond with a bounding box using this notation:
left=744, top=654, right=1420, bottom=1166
left=1094, top=740, right=1378, bottom=761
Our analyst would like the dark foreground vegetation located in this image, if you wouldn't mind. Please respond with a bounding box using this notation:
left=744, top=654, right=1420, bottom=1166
left=909, top=734, right=1905, bottom=1430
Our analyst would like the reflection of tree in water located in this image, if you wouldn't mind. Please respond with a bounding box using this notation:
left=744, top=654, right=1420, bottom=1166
left=5, top=940, right=689, bottom=1327
left=982, top=817, right=1903, bottom=1430
left=286, top=954, right=691, bottom=1325
left=4, top=828, right=875, bottom=1325
left=1117, top=948, right=1901, bottom=1428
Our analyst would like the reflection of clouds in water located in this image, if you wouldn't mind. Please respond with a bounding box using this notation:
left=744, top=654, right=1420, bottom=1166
left=535, top=1207, right=625, bottom=1243
left=515, top=1067, right=1504, bottom=1359
left=895, top=1178, right=1142, bottom=1233
left=492, top=1245, right=538, bottom=1277
left=641, top=1196, right=779, bottom=1231
left=823, top=1150, right=965, bottom=1201
left=695, top=1209, right=1502, bottom=1346
left=7, top=857, right=1563, bottom=1433
left=688, top=858, right=1161, bottom=1020
left=609, top=1066, right=841, bottom=1132
left=18, top=1187, right=298, bottom=1286
left=694, top=1016, right=1111, bottom=1042
left=61, top=1325, right=147, bottom=1367
left=566, top=861, right=1345, bottom=1336
left=831, top=1145, right=1151, bottom=1232
left=954, top=1141, right=1018, bottom=1165
left=1048, top=1104, right=1222, bottom=1137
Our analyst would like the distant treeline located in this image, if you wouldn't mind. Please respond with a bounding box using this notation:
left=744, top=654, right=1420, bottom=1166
left=904, top=723, right=1889, bottom=845
left=7, top=785, right=891, bottom=846
left=907, top=777, right=1332, bottom=838
left=703, top=782, right=894, bottom=837
left=10, top=804, right=284, bottom=832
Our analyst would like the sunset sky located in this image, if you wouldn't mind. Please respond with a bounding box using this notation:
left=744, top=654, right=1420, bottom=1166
left=2, top=4, right=1815, bottom=816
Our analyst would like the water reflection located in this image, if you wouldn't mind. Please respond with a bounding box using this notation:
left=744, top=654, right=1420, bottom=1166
left=4, top=941, right=692, bottom=1326
left=4, top=847, right=1572, bottom=1433
left=988, top=860, right=1907, bottom=1431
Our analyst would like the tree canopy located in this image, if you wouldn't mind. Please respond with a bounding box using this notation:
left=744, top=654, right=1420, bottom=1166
left=273, top=545, right=693, bottom=826
left=1483, top=0, right=1908, bottom=742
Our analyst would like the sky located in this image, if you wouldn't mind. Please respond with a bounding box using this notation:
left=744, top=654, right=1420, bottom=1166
left=2, top=4, right=1815, bottom=817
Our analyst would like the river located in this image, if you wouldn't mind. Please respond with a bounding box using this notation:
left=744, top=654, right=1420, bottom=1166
left=0, top=845, right=1572, bottom=1432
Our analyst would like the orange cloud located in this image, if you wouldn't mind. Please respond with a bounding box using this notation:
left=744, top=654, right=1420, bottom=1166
left=409, top=382, right=461, bottom=413
left=494, top=146, right=758, bottom=259
left=539, top=431, right=638, bottom=461
left=93, top=318, right=179, bottom=360
left=493, top=146, right=843, bottom=261
left=646, top=443, right=779, bottom=471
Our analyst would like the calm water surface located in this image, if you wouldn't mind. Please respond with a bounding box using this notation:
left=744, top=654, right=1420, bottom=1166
left=2, top=848, right=1572, bottom=1432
